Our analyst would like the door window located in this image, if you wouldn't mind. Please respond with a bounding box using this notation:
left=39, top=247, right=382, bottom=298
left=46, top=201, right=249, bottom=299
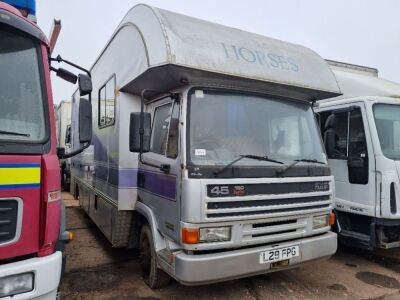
left=321, top=107, right=368, bottom=184
left=325, top=111, right=348, bottom=159
left=167, top=102, right=180, bottom=158
left=348, top=108, right=368, bottom=184
left=150, top=104, right=172, bottom=155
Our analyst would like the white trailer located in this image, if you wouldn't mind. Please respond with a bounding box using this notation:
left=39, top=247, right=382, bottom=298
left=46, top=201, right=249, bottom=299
left=316, top=60, right=400, bottom=249
left=70, top=4, right=340, bottom=287
left=56, top=100, right=72, bottom=190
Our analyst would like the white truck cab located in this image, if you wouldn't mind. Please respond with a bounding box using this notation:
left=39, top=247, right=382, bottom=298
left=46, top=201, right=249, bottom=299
left=316, top=60, right=400, bottom=249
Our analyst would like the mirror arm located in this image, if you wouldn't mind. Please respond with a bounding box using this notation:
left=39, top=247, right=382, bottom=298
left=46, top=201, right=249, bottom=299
left=51, top=55, right=91, bottom=77
left=58, top=142, right=90, bottom=159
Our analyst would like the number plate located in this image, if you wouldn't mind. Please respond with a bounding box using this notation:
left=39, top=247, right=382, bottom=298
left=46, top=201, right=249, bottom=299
left=259, top=245, right=299, bottom=264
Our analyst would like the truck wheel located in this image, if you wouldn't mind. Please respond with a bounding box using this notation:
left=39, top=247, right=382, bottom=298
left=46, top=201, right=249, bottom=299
left=139, top=225, right=171, bottom=288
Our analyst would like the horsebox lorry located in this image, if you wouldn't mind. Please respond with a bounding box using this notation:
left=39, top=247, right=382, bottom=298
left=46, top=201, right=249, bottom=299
left=317, top=60, right=400, bottom=250
left=0, top=0, right=93, bottom=299
left=70, top=4, right=340, bottom=288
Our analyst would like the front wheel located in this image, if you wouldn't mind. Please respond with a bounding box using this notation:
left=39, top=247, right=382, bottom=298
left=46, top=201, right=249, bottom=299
left=139, top=225, right=171, bottom=289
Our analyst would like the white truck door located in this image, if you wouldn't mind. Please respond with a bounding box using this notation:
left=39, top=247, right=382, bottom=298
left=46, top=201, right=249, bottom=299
left=321, top=103, right=376, bottom=217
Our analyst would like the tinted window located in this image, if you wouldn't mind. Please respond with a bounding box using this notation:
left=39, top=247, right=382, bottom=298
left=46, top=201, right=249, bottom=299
left=322, top=111, right=348, bottom=159
left=348, top=108, right=368, bottom=184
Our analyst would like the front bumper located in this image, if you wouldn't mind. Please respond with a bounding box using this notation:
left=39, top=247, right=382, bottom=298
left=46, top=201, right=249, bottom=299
left=0, top=251, right=62, bottom=300
left=173, top=231, right=337, bottom=285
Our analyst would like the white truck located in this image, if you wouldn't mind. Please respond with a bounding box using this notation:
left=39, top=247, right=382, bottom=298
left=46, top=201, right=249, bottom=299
left=70, top=4, right=340, bottom=288
left=56, top=100, right=72, bottom=190
left=316, top=60, right=400, bottom=250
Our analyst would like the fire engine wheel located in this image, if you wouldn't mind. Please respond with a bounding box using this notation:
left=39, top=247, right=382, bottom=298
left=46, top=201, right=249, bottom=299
left=139, top=225, right=171, bottom=289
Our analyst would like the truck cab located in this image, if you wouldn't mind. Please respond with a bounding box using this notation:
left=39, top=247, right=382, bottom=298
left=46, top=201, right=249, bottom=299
left=0, top=1, right=92, bottom=298
left=317, top=60, right=400, bottom=249
left=71, top=4, right=340, bottom=288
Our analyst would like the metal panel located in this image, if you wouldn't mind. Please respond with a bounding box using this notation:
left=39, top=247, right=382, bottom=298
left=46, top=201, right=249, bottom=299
left=97, top=4, right=341, bottom=101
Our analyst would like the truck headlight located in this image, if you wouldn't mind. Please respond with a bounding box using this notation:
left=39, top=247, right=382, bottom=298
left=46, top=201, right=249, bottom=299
left=313, top=215, right=329, bottom=229
left=0, top=273, right=34, bottom=297
left=200, top=227, right=231, bottom=243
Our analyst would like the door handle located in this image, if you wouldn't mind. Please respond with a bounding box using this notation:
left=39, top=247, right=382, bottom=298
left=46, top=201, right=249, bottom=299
left=160, top=164, right=171, bottom=173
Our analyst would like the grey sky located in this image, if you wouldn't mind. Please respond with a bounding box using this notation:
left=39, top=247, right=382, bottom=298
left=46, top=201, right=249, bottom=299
left=37, top=0, right=400, bottom=104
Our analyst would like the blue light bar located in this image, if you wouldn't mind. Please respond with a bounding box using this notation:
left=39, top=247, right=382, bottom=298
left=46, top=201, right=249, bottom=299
left=3, top=0, right=36, bottom=16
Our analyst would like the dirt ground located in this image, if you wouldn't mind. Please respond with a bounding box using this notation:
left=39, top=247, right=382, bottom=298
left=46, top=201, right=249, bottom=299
left=61, top=192, right=400, bottom=300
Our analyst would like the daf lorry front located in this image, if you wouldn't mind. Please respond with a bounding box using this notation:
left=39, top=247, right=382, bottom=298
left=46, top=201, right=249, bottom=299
left=0, top=1, right=93, bottom=298
left=317, top=60, right=400, bottom=250
left=70, top=4, right=340, bottom=288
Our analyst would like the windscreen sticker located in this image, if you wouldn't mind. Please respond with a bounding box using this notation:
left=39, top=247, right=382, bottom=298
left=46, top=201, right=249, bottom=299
left=195, top=90, right=204, bottom=98
left=195, top=149, right=207, bottom=156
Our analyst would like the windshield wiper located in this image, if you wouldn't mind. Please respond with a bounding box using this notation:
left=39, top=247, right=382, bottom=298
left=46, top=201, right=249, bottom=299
left=0, top=130, right=30, bottom=137
left=278, top=158, right=326, bottom=176
left=214, top=154, right=284, bottom=176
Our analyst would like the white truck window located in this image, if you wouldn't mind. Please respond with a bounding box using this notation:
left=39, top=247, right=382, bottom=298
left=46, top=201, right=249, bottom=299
left=348, top=109, right=368, bottom=184
left=98, top=75, right=115, bottom=128
left=150, top=103, right=172, bottom=155
left=322, top=111, right=348, bottom=159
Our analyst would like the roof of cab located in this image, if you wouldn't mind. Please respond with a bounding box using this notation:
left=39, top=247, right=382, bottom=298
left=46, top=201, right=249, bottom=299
left=93, top=4, right=341, bottom=101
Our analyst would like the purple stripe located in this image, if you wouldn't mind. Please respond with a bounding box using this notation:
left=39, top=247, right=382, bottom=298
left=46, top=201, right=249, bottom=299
left=140, top=170, right=176, bottom=200
left=118, top=169, right=138, bottom=188
left=117, top=168, right=176, bottom=200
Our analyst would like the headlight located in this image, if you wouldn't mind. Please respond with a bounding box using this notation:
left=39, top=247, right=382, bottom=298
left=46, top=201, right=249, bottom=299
left=0, top=273, right=34, bottom=298
left=200, top=227, right=231, bottom=243
left=313, top=215, right=330, bottom=229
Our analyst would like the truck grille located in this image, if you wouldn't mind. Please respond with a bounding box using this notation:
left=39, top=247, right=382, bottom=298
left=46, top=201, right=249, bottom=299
left=0, top=199, right=19, bottom=245
left=205, top=181, right=332, bottom=221
left=241, top=217, right=308, bottom=245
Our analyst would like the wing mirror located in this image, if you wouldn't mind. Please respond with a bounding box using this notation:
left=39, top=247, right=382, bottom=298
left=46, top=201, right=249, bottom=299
left=129, top=112, right=151, bottom=153
left=78, top=74, right=92, bottom=96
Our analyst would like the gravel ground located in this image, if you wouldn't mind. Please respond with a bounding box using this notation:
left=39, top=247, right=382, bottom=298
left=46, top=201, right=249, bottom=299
left=60, top=193, right=400, bottom=300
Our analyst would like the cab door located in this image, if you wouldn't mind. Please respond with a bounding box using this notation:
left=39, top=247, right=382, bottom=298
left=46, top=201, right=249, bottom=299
left=138, top=97, right=181, bottom=242
left=321, top=103, right=376, bottom=218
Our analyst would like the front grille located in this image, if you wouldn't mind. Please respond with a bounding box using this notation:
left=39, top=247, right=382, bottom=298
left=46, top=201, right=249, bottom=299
left=205, top=180, right=332, bottom=221
left=242, top=217, right=308, bottom=244
left=0, top=199, right=19, bottom=244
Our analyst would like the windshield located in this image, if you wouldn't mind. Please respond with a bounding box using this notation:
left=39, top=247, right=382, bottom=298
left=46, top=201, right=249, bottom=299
left=373, top=104, right=400, bottom=160
left=0, top=28, right=46, bottom=143
left=188, top=89, right=326, bottom=166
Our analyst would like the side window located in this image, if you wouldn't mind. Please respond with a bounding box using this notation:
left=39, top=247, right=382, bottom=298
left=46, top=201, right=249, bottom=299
left=98, top=75, right=116, bottom=128
left=150, top=103, right=172, bottom=155
left=348, top=108, right=368, bottom=184
left=333, top=112, right=349, bottom=158
left=167, top=102, right=180, bottom=158
left=325, top=111, right=348, bottom=159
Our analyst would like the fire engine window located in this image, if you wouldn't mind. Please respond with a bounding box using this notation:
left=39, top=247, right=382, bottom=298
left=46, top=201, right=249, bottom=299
left=167, top=102, right=180, bottom=158
left=98, top=75, right=116, bottom=128
left=150, top=103, right=172, bottom=155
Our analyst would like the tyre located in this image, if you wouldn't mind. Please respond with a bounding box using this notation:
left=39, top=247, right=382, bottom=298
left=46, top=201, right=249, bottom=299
left=139, top=224, right=171, bottom=288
